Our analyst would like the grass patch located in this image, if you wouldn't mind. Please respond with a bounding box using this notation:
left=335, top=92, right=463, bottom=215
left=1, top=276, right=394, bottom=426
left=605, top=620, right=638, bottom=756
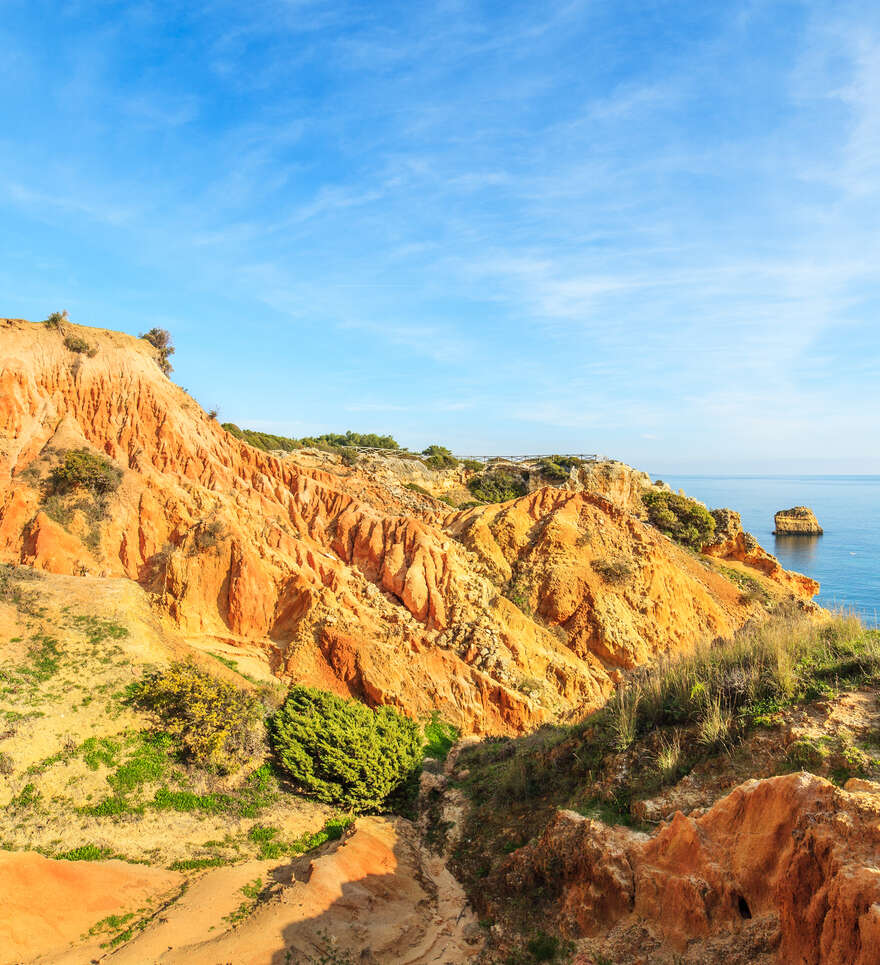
left=224, top=877, right=265, bottom=926
left=423, top=712, right=459, bottom=761
left=56, top=843, right=114, bottom=861
left=81, top=736, right=121, bottom=770
left=169, top=855, right=227, bottom=871
left=716, top=564, right=772, bottom=608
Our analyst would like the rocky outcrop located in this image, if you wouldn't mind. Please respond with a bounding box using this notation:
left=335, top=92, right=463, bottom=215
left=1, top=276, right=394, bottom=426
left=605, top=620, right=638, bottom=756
left=774, top=506, right=823, bottom=535
left=496, top=773, right=880, bottom=964
left=705, top=508, right=819, bottom=599
left=0, top=317, right=821, bottom=733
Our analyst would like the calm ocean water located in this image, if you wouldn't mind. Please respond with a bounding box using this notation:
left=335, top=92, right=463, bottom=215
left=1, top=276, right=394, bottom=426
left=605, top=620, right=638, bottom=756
left=658, top=475, right=880, bottom=628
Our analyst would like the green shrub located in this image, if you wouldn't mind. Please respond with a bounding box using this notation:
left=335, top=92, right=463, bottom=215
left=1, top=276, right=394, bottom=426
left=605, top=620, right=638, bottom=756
left=641, top=489, right=716, bottom=551
left=536, top=455, right=583, bottom=482
left=63, top=334, right=97, bottom=356
left=131, top=663, right=266, bottom=772
left=461, top=458, right=483, bottom=472
left=48, top=449, right=122, bottom=498
left=422, top=445, right=459, bottom=469
left=467, top=469, right=529, bottom=503
left=43, top=310, right=68, bottom=329
left=140, top=327, right=174, bottom=375
left=272, top=686, right=423, bottom=811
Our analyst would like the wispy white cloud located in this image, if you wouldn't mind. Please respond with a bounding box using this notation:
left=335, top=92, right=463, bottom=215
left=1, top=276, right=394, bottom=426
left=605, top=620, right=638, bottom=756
left=1, top=0, right=878, bottom=469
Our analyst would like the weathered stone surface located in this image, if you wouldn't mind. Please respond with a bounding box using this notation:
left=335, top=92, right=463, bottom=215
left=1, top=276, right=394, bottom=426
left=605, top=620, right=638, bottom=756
left=498, top=773, right=880, bottom=965
left=0, top=317, right=822, bottom=734
left=773, top=506, right=823, bottom=535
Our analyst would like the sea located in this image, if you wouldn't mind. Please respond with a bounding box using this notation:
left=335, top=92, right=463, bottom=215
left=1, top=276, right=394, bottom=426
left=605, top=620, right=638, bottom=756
left=659, top=475, right=880, bottom=628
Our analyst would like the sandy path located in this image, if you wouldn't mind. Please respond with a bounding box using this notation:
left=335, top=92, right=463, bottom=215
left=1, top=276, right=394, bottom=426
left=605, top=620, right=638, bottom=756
left=54, top=816, right=483, bottom=965
left=0, top=852, right=180, bottom=965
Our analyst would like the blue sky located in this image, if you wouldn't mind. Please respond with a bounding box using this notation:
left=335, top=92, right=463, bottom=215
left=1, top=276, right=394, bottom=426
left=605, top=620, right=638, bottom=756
left=2, top=0, right=879, bottom=472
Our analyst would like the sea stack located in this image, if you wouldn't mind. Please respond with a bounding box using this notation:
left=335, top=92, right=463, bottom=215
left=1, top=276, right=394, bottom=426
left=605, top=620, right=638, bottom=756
left=773, top=506, right=823, bottom=535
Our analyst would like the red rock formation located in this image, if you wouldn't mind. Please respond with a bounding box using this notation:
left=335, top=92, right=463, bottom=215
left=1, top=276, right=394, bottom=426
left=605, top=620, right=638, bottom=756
left=0, top=317, right=820, bottom=733
left=496, top=773, right=880, bottom=964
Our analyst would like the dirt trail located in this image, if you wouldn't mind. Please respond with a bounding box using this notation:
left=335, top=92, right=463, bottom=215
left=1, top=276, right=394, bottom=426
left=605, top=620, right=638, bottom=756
left=0, top=852, right=179, bottom=965
left=33, top=817, right=480, bottom=965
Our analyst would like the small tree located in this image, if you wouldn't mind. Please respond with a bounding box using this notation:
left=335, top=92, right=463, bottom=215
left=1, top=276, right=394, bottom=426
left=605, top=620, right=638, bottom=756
left=43, top=310, right=68, bottom=329
left=422, top=445, right=459, bottom=469
left=140, top=327, right=175, bottom=375
left=272, top=686, right=423, bottom=811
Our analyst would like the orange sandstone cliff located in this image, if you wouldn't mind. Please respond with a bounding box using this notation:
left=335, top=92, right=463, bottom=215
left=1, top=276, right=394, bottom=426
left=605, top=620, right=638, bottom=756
left=0, top=317, right=818, bottom=733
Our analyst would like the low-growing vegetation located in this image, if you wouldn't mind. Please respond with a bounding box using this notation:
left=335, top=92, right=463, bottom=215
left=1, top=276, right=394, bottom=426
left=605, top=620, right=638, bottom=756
left=48, top=449, right=122, bottom=498
left=423, top=711, right=459, bottom=761
left=641, top=488, right=716, bottom=551
left=63, top=334, right=97, bottom=356
left=222, top=424, right=399, bottom=454
left=404, top=482, right=457, bottom=508
left=467, top=468, right=529, bottom=503
left=535, top=455, right=584, bottom=482
left=591, top=556, right=636, bottom=584
left=272, top=686, right=423, bottom=811
left=716, top=563, right=772, bottom=608
left=130, top=663, right=267, bottom=772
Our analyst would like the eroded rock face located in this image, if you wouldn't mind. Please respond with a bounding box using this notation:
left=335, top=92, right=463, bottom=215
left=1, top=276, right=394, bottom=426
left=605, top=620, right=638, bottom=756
left=496, top=773, right=880, bottom=965
left=705, top=508, right=819, bottom=598
left=774, top=506, right=823, bottom=535
left=0, top=317, right=820, bottom=733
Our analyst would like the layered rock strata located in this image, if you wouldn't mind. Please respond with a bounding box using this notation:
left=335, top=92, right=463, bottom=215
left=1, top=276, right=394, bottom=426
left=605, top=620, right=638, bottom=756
left=0, top=317, right=820, bottom=733
left=496, top=773, right=880, bottom=965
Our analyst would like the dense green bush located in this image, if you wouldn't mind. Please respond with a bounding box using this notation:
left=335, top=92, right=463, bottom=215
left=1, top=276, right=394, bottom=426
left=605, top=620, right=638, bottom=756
left=422, top=444, right=458, bottom=469
left=131, top=663, right=266, bottom=772
left=461, top=458, right=483, bottom=472
left=641, top=489, right=716, bottom=551
left=467, top=469, right=529, bottom=503
left=272, top=686, right=423, bottom=811
left=140, top=327, right=175, bottom=375
left=48, top=449, right=122, bottom=497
